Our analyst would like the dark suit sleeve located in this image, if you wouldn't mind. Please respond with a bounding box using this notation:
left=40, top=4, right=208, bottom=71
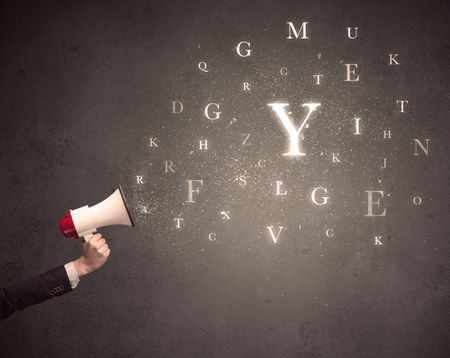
left=0, top=265, right=72, bottom=320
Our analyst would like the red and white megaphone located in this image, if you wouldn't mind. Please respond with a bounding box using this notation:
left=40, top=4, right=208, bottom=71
left=59, top=186, right=134, bottom=241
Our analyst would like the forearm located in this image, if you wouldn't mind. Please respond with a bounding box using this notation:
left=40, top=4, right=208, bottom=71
left=0, top=265, right=72, bottom=320
left=72, top=257, right=92, bottom=278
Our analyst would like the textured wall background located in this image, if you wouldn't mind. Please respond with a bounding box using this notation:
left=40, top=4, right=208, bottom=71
left=0, top=1, right=449, bottom=357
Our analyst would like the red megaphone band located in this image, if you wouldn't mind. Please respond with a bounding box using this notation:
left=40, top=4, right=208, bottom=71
left=59, top=211, right=79, bottom=239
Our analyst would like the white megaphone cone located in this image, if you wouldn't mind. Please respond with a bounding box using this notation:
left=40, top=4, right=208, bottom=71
left=59, top=186, right=134, bottom=241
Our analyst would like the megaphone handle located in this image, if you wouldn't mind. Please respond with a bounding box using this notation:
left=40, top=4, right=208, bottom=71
left=83, top=232, right=96, bottom=242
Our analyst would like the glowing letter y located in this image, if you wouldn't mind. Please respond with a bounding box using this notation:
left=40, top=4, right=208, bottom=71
left=268, top=102, right=320, bottom=156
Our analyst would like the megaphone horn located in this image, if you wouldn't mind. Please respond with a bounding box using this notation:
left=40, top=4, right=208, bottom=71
left=59, top=185, right=135, bottom=241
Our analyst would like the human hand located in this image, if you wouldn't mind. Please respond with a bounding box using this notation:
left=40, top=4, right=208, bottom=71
left=73, top=233, right=110, bottom=278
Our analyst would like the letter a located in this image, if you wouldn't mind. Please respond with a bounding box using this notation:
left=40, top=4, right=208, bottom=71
left=268, top=102, right=320, bottom=156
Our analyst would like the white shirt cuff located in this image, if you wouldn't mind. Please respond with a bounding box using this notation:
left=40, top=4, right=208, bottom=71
left=64, top=261, right=80, bottom=289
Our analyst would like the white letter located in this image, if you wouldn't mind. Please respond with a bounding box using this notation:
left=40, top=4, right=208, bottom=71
left=174, top=218, right=184, bottom=229
left=313, top=74, right=323, bottom=85
left=220, top=211, right=231, bottom=220
left=198, top=62, right=208, bottom=72
left=396, top=100, right=408, bottom=113
left=345, top=64, right=360, bottom=81
left=347, top=27, right=358, bottom=39
left=165, top=160, right=175, bottom=173
left=268, top=102, right=321, bottom=156
left=238, top=175, right=247, bottom=187
left=171, top=101, right=183, bottom=113
left=236, top=41, right=251, bottom=57
left=204, top=103, right=221, bottom=120
left=389, top=54, right=400, bottom=65
left=312, top=187, right=329, bottom=205
left=276, top=181, right=287, bottom=195
left=354, top=117, right=361, bottom=135
left=208, top=233, right=216, bottom=241
left=149, top=137, right=159, bottom=147
left=286, top=22, right=309, bottom=39
left=267, top=226, right=284, bottom=243
left=365, top=191, right=386, bottom=217
left=186, top=180, right=203, bottom=203
left=413, top=139, right=430, bottom=156
left=242, top=133, right=251, bottom=145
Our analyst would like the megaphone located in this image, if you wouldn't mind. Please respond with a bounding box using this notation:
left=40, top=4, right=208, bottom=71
left=59, top=185, right=134, bottom=241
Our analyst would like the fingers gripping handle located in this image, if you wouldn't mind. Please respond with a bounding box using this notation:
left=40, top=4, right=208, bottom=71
left=83, top=232, right=97, bottom=242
